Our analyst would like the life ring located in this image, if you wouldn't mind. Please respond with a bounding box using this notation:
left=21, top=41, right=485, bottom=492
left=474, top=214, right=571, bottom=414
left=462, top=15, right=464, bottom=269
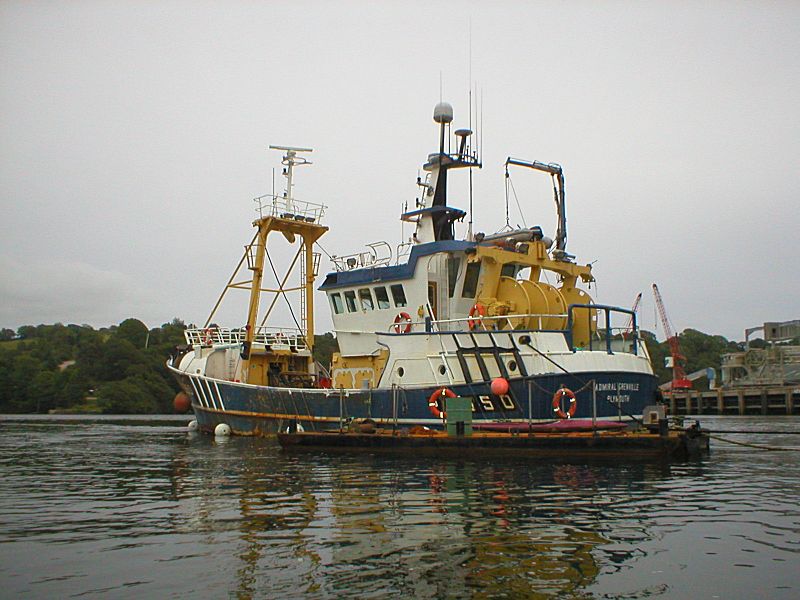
left=468, top=303, right=486, bottom=330
left=201, top=328, right=215, bottom=345
left=428, top=387, right=456, bottom=420
left=393, top=312, right=412, bottom=334
left=552, top=387, right=577, bottom=419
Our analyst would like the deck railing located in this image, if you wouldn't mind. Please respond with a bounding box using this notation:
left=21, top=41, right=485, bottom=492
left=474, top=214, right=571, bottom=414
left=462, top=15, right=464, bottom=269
left=381, top=306, right=642, bottom=356
left=428, top=313, right=567, bottom=331
left=331, top=241, right=392, bottom=271
left=185, top=326, right=307, bottom=351
left=253, top=194, right=327, bottom=224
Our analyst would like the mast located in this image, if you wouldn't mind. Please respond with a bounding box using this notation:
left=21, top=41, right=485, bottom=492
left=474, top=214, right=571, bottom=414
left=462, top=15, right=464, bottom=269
left=239, top=147, right=328, bottom=383
left=406, top=103, right=480, bottom=244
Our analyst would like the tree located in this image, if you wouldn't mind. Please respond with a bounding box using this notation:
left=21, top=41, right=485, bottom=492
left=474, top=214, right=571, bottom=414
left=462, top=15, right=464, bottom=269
left=76, top=335, right=105, bottom=380
left=7, top=354, right=42, bottom=412
left=58, top=367, right=92, bottom=409
left=641, top=330, right=670, bottom=384
left=0, top=349, right=14, bottom=410
left=16, top=325, right=37, bottom=340
left=95, top=337, right=149, bottom=381
left=117, top=318, right=149, bottom=349
left=313, top=332, right=339, bottom=369
left=97, top=378, right=159, bottom=414
left=28, top=370, right=58, bottom=413
left=680, top=329, right=730, bottom=380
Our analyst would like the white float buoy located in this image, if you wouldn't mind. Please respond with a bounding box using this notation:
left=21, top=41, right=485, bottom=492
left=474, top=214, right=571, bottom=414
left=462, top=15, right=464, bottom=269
left=214, top=423, right=231, bottom=437
left=187, top=420, right=198, bottom=431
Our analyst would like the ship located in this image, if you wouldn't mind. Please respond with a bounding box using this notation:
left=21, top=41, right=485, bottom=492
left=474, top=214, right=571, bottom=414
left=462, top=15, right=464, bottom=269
left=168, top=103, right=661, bottom=436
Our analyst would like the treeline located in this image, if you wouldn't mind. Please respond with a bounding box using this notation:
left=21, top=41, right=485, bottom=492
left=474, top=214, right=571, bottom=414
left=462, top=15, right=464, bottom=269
left=0, top=320, right=784, bottom=414
left=0, top=320, right=340, bottom=415
left=641, top=328, right=744, bottom=389
left=0, top=319, right=187, bottom=414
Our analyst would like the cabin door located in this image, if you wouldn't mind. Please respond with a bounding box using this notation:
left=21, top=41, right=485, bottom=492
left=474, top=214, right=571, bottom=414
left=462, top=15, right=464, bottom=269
left=427, top=254, right=448, bottom=327
left=427, top=282, right=437, bottom=319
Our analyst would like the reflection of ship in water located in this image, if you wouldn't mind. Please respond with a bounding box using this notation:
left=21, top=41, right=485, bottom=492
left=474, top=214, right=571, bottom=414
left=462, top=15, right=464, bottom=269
left=167, top=437, right=325, bottom=598
left=409, top=462, right=648, bottom=598
left=169, top=440, right=676, bottom=597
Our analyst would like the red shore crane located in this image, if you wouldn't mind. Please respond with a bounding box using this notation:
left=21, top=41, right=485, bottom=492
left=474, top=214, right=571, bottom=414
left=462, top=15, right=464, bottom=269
left=652, top=283, right=692, bottom=390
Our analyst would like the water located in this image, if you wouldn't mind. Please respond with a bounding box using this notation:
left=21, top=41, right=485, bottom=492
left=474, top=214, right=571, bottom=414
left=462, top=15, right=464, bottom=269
left=1, top=415, right=798, bottom=599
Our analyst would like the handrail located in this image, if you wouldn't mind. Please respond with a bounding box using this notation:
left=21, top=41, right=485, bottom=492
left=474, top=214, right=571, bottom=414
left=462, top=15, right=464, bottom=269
left=253, top=193, right=327, bottom=223
left=185, top=326, right=308, bottom=351
left=430, top=313, right=566, bottom=330
left=373, top=307, right=643, bottom=356
left=566, top=304, right=639, bottom=355
left=382, top=311, right=637, bottom=334
left=331, top=240, right=393, bottom=271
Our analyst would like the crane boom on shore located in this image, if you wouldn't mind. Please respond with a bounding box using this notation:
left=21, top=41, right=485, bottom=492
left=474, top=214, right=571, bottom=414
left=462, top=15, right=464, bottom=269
left=624, top=292, right=642, bottom=335
left=652, top=283, right=692, bottom=390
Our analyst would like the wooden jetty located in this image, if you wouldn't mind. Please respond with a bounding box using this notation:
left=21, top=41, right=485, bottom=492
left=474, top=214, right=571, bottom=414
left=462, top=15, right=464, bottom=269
left=666, top=385, right=800, bottom=416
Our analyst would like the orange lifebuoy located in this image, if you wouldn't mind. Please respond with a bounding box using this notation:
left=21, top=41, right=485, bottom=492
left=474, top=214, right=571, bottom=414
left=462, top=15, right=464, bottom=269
left=201, top=328, right=215, bottom=346
left=468, top=303, right=486, bottom=330
left=552, top=387, right=577, bottom=419
left=428, top=387, right=456, bottom=420
left=393, top=312, right=412, bottom=334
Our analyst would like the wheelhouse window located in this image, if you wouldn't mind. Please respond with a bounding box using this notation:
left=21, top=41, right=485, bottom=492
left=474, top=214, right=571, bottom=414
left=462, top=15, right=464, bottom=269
left=358, top=288, right=374, bottom=311
left=344, top=290, right=357, bottom=313
left=447, top=257, right=461, bottom=298
left=330, top=292, right=344, bottom=314
left=461, top=261, right=481, bottom=298
left=390, top=284, right=407, bottom=307
left=374, top=286, right=391, bottom=309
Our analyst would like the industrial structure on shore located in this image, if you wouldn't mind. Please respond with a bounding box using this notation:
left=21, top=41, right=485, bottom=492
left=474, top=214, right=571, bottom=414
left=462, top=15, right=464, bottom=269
left=667, top=319, right=800, bottom=415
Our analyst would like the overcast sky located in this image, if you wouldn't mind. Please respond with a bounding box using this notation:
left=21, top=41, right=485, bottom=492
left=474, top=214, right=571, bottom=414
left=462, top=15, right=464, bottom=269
left=1, top=1, right=798, bottom=341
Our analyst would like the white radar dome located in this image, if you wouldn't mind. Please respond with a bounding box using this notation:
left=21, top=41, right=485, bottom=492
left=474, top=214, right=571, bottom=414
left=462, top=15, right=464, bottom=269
left=433, top=102, right=454, bottom=124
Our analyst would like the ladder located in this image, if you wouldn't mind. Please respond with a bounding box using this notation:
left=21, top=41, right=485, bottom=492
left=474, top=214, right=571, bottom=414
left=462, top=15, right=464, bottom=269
left=299, top=250, right=321, bottom=339
left=450, top=332, right=529, bottom=385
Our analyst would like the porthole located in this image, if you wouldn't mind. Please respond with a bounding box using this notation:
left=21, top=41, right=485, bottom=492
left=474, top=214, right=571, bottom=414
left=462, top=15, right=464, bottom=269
left=397, top=367, right=405, bottom=377
left=438, top=365, right=447, bottom=375
left=508, top=360, right=517, bottom=372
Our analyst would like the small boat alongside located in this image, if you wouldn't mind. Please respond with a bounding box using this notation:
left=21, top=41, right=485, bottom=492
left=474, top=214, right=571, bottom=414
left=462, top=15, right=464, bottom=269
left=169, top=103, right=664, bottom=439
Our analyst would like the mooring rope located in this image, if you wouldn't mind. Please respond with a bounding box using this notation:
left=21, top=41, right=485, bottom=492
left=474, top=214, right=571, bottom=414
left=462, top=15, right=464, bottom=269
left=708, top=434, right=800, bottom=452
left=708, top=430, right=800, bottom=435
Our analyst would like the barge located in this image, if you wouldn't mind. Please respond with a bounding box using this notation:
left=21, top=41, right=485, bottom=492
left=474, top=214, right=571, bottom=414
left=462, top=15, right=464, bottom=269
left=277, top=425, right=710, bottom=459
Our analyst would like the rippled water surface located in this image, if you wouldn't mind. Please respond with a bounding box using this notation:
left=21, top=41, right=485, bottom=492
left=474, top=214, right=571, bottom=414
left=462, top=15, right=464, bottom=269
left=1, top=415, right=799, bottom=599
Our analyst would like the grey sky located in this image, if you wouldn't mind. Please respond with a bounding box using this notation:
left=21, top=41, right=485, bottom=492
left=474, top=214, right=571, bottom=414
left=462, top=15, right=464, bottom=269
left=1, top=1, right=798, bottom=341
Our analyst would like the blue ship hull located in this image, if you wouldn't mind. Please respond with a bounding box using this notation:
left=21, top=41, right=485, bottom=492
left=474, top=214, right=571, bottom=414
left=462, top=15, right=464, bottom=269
left=179, top=370, right=660, bottom=436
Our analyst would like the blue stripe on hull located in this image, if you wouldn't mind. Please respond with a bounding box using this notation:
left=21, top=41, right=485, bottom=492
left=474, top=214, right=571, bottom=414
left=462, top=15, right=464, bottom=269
left=182, top=371, right=659, bottom=436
